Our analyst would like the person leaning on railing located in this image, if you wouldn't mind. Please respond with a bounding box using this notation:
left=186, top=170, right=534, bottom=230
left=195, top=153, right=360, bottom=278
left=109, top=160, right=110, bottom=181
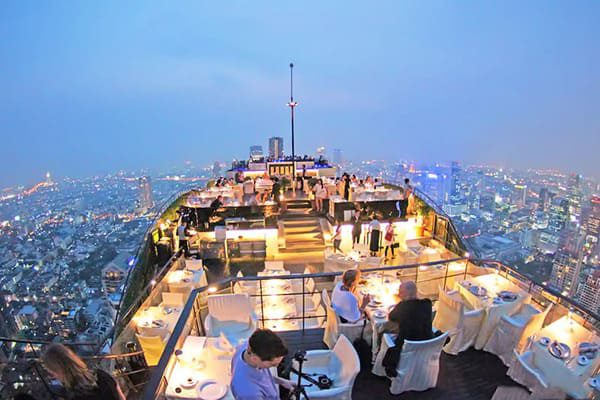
left=41, top=344, right=126, bottom=400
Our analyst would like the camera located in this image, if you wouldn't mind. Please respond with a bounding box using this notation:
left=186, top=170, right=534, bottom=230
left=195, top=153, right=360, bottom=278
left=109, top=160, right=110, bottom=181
left=293, top=350, right=307, bottom=362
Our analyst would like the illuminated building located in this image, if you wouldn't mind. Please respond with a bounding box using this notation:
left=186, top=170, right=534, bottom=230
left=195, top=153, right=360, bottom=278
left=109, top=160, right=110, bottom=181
left=137, top=176, right=154, bottom=214
left=268, top=136, right=284, bottom=159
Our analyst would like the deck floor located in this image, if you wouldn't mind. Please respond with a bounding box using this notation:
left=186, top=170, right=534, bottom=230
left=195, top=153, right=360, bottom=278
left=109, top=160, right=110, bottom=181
left=279, top=329, right=521, bottom=400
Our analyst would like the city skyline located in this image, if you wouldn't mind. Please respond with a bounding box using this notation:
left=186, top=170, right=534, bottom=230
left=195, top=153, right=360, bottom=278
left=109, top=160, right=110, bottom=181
left=2, top=1, right=600, bottom=187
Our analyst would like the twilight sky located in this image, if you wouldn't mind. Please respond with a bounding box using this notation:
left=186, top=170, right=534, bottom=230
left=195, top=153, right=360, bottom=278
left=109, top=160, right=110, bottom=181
left=1, top=1, right=599, bottom=187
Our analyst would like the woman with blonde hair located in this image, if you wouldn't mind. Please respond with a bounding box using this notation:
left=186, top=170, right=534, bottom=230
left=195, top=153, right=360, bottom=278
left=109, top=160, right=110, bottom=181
left=41, top=343, right=125, bottom=400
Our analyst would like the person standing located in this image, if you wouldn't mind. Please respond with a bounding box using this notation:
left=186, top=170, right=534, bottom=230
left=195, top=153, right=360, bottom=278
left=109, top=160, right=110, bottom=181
left=177, top=221, right=189, bottom=257
left=315, top=179, right=327, bottom=213
left=351, top=210, right=362, bottom=246
left=368, top=215, right=382, bottom=256
left=404, top=178, right=414, bottom=216
left=41, top=344, right=126, bottom=400
left=230, top=329, right=295, bottom=399
left=383, top=223, right=395, bottom=260
left=333, top=220, right=343, bottom=254
left=343, top=174, right=351, bottom=201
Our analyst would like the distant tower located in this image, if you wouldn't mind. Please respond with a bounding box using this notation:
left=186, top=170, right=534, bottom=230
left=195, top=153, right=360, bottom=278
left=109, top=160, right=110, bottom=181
left=538, top=187, right=550, bottom=211
left=450, top=161, right=460, bottom=198
left=249, top=145, right=264, bottom=161
left=512, top=184, right=527, bottom=208
left=212, top=161, right=222, bottom=178
left=45, top=172, right=52, bottom=185
left=137, top=177, right=154, bottom=213
left=332, top=149, right=343, bottom=167
left=579, top=268, right=600, bottom=314
left=269, top=137, right=284, bottom=159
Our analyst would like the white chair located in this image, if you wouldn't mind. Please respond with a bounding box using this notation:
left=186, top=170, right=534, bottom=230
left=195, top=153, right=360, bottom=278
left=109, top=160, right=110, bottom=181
left=205, top=293, right=257, bottom=344
left=265, top=260, right=285, bottom=271
left=491, top=385, right=566, bottom=400
left=507, top=351, right=552, bottom=395
left=291, top=335, right=360, bottom=400
left=161, top=291, right=185, bottom=307
left=373, top=332, right=449, bottom=394
left=322, top=290, right=366, bottom=349
left=185, top=258, right=203, bottom=271
left=304, top=305, right=326, bottom=329
left=484, top=304, right=551, bottom=366
left=168, top=281, right=193, bottom=295
left=433, top=287, right=484, bottom=355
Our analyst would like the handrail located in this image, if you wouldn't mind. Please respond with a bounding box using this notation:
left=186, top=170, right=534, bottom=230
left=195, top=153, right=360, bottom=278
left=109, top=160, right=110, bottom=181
left=141, top=254, right=600, bottom=399
left=0, top=337, right=97, bottom=347
left=472, top=259, right=600, bottom=323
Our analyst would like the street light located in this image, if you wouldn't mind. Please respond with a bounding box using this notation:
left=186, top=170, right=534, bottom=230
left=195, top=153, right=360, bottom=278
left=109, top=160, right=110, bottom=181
left=287, top=63, right=298, bottom=193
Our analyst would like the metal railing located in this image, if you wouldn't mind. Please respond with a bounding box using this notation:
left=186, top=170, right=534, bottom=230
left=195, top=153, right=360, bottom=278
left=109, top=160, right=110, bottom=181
left=0, top=337, right=152, bottom=399
left=138, top=253, right=600, bottom=399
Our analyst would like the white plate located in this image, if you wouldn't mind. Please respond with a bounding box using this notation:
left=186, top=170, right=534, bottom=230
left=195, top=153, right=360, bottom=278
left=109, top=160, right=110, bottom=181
left=578, top=355, right=591, bottom=366
left=181, top=377, right=198, bottom=389
left=198, top=379, right=227, bottom=400
left=373, top=310, right=386, bottom=319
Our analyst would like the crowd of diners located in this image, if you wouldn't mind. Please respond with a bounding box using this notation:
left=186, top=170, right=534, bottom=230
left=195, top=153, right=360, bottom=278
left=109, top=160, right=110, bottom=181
left=22, top=266, right=434, bottom=400
left=210, top=170, right=416, bottom=215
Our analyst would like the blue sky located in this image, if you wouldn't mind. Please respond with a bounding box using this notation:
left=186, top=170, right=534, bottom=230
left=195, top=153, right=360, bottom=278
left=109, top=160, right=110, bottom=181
left=1, top=1, right=599, bottom=186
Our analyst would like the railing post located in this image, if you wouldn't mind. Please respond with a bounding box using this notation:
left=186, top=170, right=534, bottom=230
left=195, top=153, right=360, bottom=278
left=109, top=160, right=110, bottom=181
left=259, top=279, right=265, bottom=329
left=443, top=262, right=449, bottom=291
left=301, top=277, right=306, bottom=333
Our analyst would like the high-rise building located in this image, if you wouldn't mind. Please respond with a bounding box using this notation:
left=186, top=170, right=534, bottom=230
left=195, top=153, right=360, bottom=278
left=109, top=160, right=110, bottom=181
left=137, top=176, right=153, bottom=213
left=269, top=137, right=284, bottom=159
left=332, top=148, right=343, bottom=167
left=538, top=187, right=550, bottom=211
left=101, top=253, right=131, bottom=295
left=512, top=184, right=527, bottom=208
left=45, top=171, right=52, bottom=185
left=249, top=145, right=263, bottom=161
left=212, top=161, right=222, bottom=178
left=582, top=196, right=600, bottom=263
left=567, top=173, right=583, bottom=223
left=579, top=268, right=600, bottom=314
left=550, top=250, right=583, bottom=296
left=450, top=161, right=461, bottom=198
left=549, top=198, right=569, bottom=232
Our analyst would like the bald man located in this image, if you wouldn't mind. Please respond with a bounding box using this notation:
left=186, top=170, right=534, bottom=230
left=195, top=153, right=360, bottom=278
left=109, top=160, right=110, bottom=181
left=383, top=280, right=433, bottom=376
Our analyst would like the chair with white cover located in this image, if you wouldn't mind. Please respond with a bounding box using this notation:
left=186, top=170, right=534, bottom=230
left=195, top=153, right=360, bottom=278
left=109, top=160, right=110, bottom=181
left=168, top=281, right=193, bottom=295
left=136, top=333, right=168, bottom=367
left=265, top=260, right=285, bottom=271
left=304, top=305, right=326, bottom=329
left=373, top=332, right=449, bottom=394
left=484, top=304, right=551, bottom=366
left=322, top=289, right=365, bottom=350
left=291, top=335, right=360, bottom=400
left=491, top=385, right=566, bottom=400
left=433, top=287, right=484, bottom=355
left=205, top=293, right=257, bottom=344
left=506, top=350, right=567, bottom=399
left=161, top=292, right=185, bottom=307
left=185, top=258, right=203, bottom=271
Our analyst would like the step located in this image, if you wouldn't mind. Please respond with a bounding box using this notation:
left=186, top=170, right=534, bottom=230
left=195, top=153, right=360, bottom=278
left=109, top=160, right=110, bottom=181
left=283, top=226, right=321, bottom=234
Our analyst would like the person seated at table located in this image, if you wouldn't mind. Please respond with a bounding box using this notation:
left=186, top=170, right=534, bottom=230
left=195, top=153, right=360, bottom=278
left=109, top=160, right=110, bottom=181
left=332, top=269, right=371, bottom=323
left=382, top=281, right=433, bottom=377
left=231, top=329, right=295, bottom=400
left=210, top=195, right=224, bottom=215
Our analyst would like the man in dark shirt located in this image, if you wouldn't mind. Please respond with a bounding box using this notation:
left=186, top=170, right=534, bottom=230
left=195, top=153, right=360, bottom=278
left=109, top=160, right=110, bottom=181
left=383, top=281, right=433, bottom=377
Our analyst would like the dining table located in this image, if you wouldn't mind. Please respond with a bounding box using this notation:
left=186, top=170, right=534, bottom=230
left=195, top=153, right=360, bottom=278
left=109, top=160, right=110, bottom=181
left=529, top=315, right=599, bottom=398
left=456, top=273, right=531, bottom=349
left=165, top=336, right=234, bottom=400
left=135, top=304, right=183, bottom=337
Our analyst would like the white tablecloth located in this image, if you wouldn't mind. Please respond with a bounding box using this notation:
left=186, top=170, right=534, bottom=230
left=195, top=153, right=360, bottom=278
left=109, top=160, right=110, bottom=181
left=456, top=274, right=530, bottom=349
left=530, top=316, right=599, bottom=398
left=136, top=305, right=182, bottom=337
left=165, top=336, right=234, bottom=400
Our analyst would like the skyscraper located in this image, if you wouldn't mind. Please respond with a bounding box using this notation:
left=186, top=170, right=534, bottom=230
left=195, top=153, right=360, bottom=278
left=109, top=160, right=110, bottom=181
left=332, top=148, right=343, bottom=167
left=269, top=137, right=284, bottom=159
left=579, top=268, right=600, bottom=314
left=512, top=184, right=527, bottom=208
left=567, top=173, right=583, bottom=223
left=550, top=250, right=582, bottom=296
left=450, top=161, right=461, bottom=198
left=249, top=145, right=263, bottom=161
left=538, top=187, right=550, bottom=211
left=582, top=196, right=600, bottom=263
left=137, top=176, right=153, bottom=213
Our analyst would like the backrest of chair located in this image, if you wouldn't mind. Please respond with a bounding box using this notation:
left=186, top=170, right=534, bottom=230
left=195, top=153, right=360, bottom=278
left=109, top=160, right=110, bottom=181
left=322, top=289, right=331, bottom=308
left=462, top=308, right=485, bottom=329
left=162, top=292, right=185, bottom=307
left=185, top=258, right=203, bottom=271
left=207, top=293, right=251, bottom=323
left=332, top=335, right=361, bottom=386
left=312, top=291, right=322, bottom=309
left=305, top=277, right=315, bottom=293
left=265, top=260, right=285, bottom=271
left=518, top=304, right=552, bottom=351
left=402, top=332, right=449, bottom=356
left=433, top=286, right=464, bottom=332
left=168, top=282, right=193, bottom=295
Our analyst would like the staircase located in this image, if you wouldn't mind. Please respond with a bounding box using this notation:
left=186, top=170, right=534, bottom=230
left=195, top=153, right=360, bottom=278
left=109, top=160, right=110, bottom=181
left=280, top=199, right=325, bottom=253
